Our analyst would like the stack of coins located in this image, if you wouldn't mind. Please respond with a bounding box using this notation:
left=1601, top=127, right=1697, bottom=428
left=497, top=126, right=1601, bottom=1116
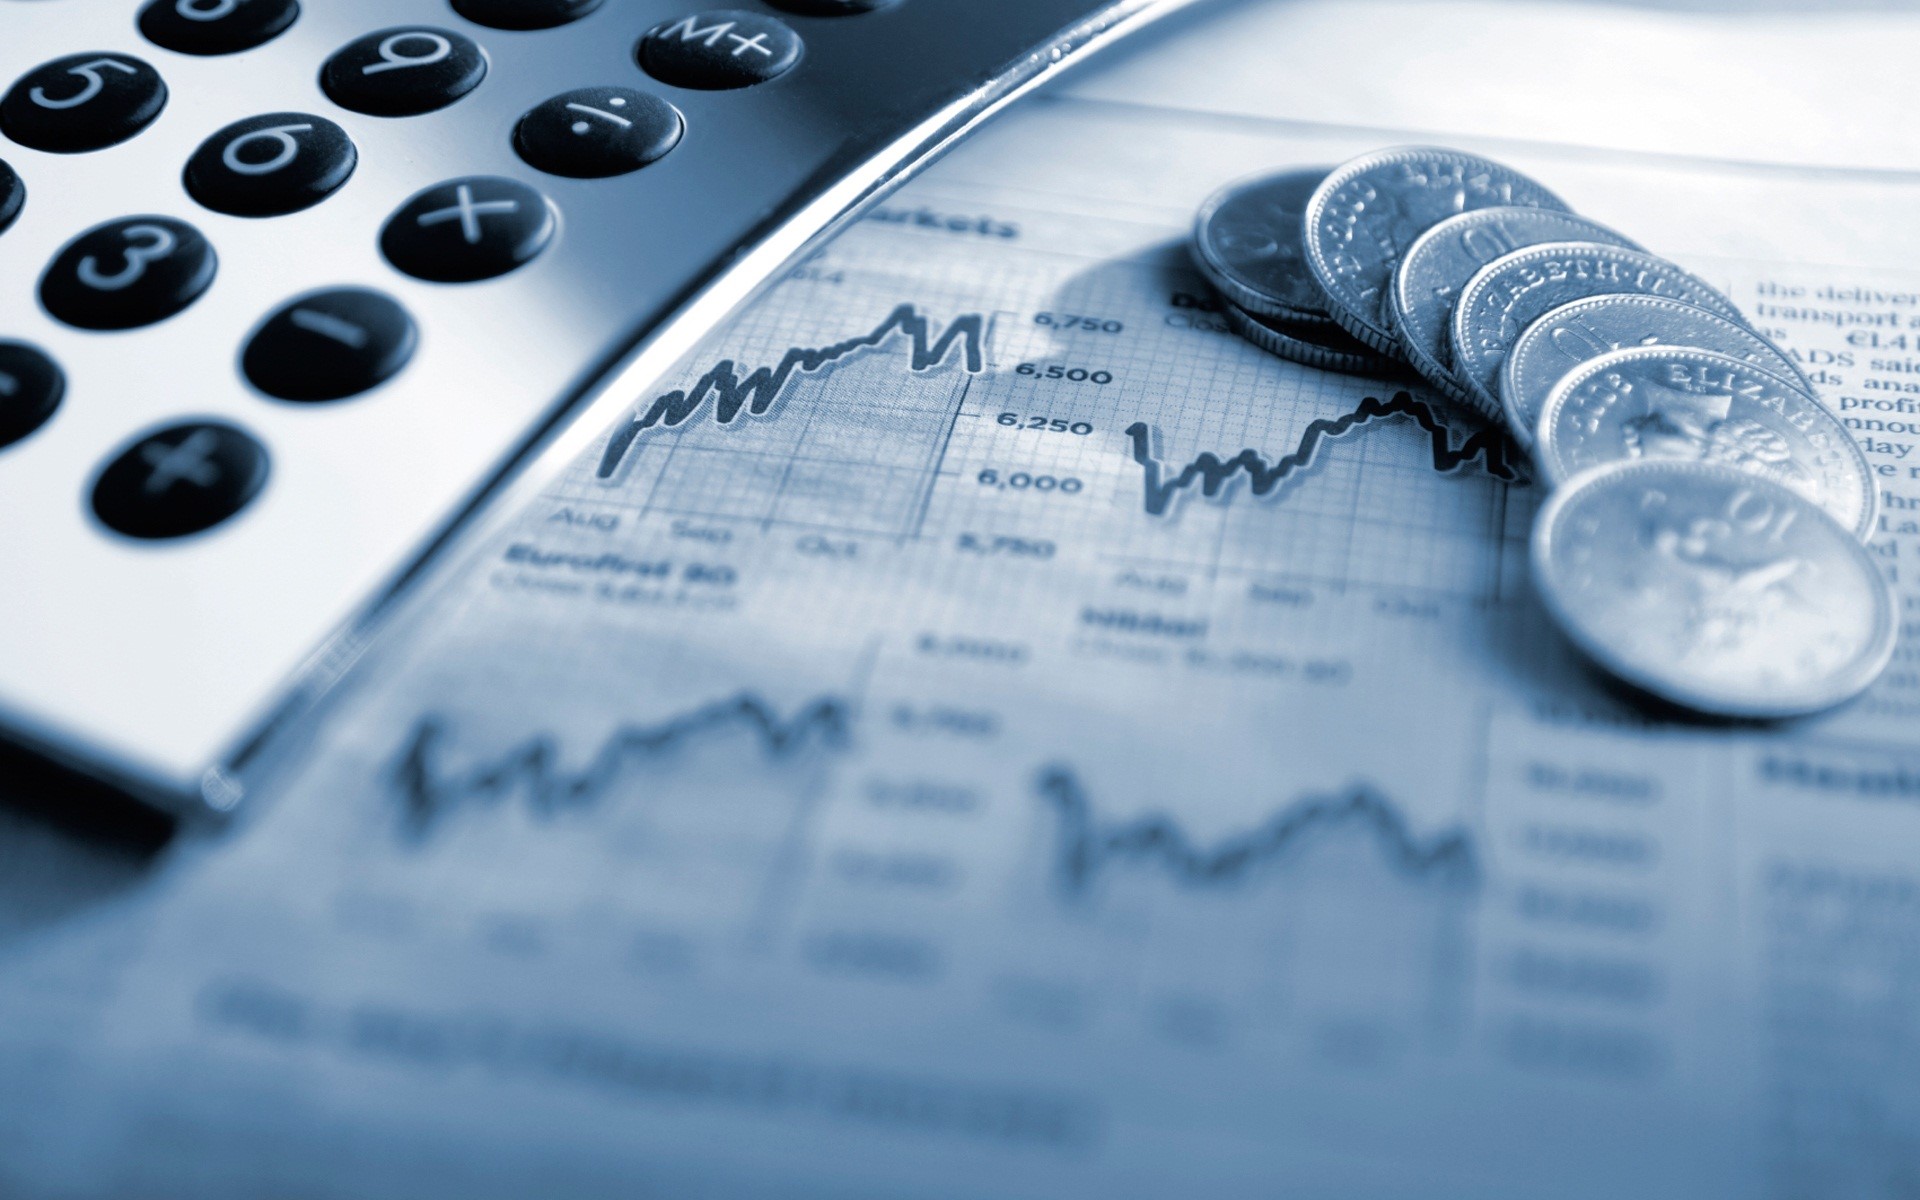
left=1191, top=147, right=1898, bottom=718
left=1190, top=167, right=1403, bottom=377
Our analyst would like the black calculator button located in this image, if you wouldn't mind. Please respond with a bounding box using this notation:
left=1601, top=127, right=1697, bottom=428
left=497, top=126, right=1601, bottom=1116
left=381, top=176, right=554, bottom=283
left=1, top=54, right=168, bottom=154
left=41, top=216, right=217, bottom=331
left=0, top=160, right=21, bottom=236
left=0, top=342, right=63, bottom=451
left=321, top=28, right=487, bottom=118
left=450, top=0, right=604, bottom=31
left=244, top=288, right=416, bottom=401
left=90, top=420, right=268, bottom=540
left=638, top=11, right=803, bottom=90
left=514, top=88, right=682, bottom=178
left=764, top=0, right=898, bottom=12
left=185, top=113, right=356, bottom=217
left=139, top=0, right=301, bottom=57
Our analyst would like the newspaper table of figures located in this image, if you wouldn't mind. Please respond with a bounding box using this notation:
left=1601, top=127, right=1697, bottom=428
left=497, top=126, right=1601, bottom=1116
left=5, top=3, right=1920, bottom=1199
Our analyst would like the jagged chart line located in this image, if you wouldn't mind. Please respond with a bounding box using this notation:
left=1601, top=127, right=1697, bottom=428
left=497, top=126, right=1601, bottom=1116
left=1125, top=391, right=1518, bottom=518
left=391, top=693, right=852, bottom=836
left=1035, top=766, right=1479, bottom=898
left=595, top=304, right=987, bottom=480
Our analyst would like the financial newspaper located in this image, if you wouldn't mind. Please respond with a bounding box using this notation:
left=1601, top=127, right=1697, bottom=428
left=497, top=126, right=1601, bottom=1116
left=6, top=2, right=1920, bottom=1196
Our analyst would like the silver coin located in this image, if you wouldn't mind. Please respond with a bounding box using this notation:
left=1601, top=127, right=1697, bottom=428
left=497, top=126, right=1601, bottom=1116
left=1303, top=147, right=1567, bottom=357
left=1532, top=460, right=1896, bottom=718
left=1450, top=243, right=1744, bottom=422
left=1535, top=346, right=1876, bottom=540
left=1502, top=293, right=1812, bottom=449
left=1192, top=167, right=1339, bottom=325
left=1225, top=301, right=1400, bottom=376
left=1389, top=208, right=1639, bottom=406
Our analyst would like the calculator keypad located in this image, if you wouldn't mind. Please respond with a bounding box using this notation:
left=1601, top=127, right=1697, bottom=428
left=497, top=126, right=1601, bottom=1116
left=89, top=421, right=269, bottom=540
left=184, top=113, right=357, bottom=217
left=514, top=87, right=683, bottom=178
left=638, top=11, right=804, bottom=90
left=320, top=27, right=488, bottom=117
left=0, top=343, right=64, bottom=451
left=40, top=216, right=217, bottom=330
left=0, top=53, right=168, bottom=154
left=380, top=177, right=554, bottom=282
left=138, top=0, right=301, bottom=57
left=0, top=0, right=1148, bottom=808
left=243, top=289, right=416, bottom=402
left=450, top=0, right=606, bottom=32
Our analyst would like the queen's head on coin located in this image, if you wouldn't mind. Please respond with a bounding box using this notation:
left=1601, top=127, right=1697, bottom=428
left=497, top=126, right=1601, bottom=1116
left=1617, top=378, right=1811, bottom=491
left=1537, top=346, right=1877, bottom=540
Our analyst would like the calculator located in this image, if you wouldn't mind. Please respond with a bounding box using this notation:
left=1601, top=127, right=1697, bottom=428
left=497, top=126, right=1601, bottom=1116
left=0, top=0, right=1196, bottom=818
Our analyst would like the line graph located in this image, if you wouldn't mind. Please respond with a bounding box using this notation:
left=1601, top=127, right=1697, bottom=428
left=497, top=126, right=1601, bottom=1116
left=1035, top=765, right=1479, bottom=898
left=595, top=304, right=986, bottom=481
left=390, top=693, right=852, bottom=837
left=1124, top=391, right=1518, bottom=518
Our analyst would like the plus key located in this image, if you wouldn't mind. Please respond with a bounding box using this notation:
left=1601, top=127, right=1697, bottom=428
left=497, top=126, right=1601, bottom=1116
left=90, top=420, right=269, bottom=540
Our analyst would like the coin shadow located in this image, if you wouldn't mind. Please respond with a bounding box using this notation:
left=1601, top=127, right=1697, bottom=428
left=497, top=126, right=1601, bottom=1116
left=1030, top=236, right=1213, bottom=358
left=1583, top=658, right=1828, bottom=731
left=1498, top=575, right=1821, bottom=733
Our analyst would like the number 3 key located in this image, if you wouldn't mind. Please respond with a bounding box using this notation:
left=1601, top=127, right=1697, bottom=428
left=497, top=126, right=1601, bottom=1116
left=41, top=216, right=217, bottom=330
